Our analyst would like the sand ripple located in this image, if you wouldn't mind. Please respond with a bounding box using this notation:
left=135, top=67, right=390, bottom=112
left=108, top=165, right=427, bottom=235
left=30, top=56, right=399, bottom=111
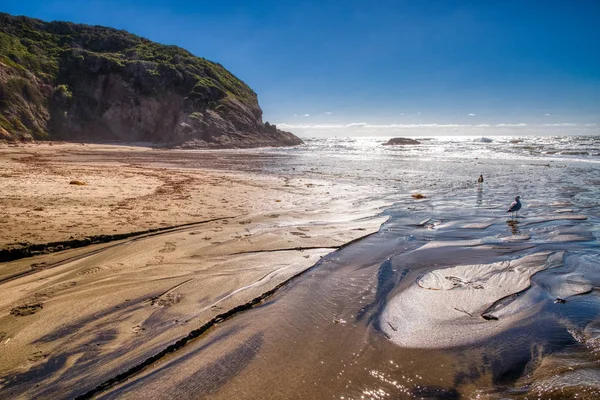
left=381, top=252, right=564, bottom=348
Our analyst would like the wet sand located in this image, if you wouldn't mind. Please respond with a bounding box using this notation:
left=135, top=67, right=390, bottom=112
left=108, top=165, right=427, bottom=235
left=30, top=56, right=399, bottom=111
left=95, top=184, right=600, bottom=400
left=0, top=143, right=390, bottom=398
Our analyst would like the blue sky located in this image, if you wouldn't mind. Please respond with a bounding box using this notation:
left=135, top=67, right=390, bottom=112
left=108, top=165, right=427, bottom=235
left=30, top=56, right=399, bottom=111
left=2, top=0, right=599, bottom=136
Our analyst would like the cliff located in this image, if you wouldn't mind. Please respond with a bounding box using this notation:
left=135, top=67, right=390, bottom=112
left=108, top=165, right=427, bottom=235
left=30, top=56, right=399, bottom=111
left=0, top=13, right=302, bottom=147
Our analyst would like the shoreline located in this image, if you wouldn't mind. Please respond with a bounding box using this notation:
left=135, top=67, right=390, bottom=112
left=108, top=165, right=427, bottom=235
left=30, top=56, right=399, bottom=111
left=0, top=142, right=391, bottom=398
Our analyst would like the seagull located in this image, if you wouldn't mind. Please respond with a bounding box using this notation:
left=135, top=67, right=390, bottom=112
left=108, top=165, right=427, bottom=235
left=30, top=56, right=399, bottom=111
left=507, top=196, right=522, bottom=219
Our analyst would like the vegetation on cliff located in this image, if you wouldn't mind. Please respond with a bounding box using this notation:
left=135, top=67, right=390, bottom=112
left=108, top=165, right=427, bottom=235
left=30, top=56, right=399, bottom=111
left=0, top=13, right=302, bottom=147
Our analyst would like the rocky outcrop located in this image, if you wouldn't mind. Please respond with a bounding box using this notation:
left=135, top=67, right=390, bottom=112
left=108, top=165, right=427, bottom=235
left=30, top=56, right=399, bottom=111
left=0, top=13, right=302, bottom=148
left=383, top=137, right=421, bottom=145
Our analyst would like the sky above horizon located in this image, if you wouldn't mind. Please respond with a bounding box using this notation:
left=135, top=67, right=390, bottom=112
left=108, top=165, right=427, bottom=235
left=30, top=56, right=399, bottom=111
left=2, top=0, right=599, bottom=136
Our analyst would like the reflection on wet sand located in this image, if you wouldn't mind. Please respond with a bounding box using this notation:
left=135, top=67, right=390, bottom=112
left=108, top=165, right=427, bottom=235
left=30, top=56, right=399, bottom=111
left=100, top=174, right=600, bottom=399
left=507, top=219, right=520, bottom=234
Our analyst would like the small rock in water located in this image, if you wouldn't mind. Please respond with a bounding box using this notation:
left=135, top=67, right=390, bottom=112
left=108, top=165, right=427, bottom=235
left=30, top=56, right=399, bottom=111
left=481, top=313, right=499, bottom=321
left=500, top=234, right=531, bottom=242
left=383, top=137, right=421, bottom=146
left=417, top=218, right=432, bottom=226
left=555, top=298, right=566, bottom=304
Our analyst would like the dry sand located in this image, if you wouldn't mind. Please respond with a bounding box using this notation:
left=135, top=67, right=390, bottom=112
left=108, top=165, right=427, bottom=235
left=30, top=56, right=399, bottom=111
left=0, top=143, right=389, bottom=398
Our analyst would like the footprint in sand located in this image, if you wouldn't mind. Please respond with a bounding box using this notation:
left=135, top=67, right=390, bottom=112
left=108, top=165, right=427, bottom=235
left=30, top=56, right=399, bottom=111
left=58, top=281, right=77, bottom=289
left=132, top=325, right=146, bottom=334
left=106, top=263, right=123, bottom=271
left=291, top=231, right=311, bottom=238
left=159, top=242, right=176, bottom=253
left=10, top=303, right=43, bottom=317
left=78, top=266, right=102, bottom=275
left=151, top=293, right=181, bottom=307
left=30, top=262, right=48, bottom=271
left=27, top=351, right=47, bottom=362
left=33, top=292, right=52, bottom=301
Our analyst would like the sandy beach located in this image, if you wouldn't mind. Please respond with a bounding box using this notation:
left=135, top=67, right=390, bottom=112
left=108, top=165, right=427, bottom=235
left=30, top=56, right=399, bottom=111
left=1, top=137, right=599, bottom=399
left=0, top=142, right=389, bottom=398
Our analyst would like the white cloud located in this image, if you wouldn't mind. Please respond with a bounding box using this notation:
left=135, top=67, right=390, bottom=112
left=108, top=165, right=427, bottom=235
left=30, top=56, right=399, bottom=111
left=303, top=114, right=310, bottom=117
left=345, top=122, right=368, bottom=128
left=275, top=122, right=597, bottom=131
left=276, top=122, right=597, bottom=137
left=278, top=123, right=478, bottom=130
left=468, top=113, right=475, bottom=116
left=293, top=114, right=298, bottom=117
left=400, top=113, right=404, bottom=116
left=544, top=113, right=551, bottom=116
left=384, top=124, right=466, bottom=128
left=542, top=123, right=577, bottom=127
left=325, top=112, right=333, bottom=115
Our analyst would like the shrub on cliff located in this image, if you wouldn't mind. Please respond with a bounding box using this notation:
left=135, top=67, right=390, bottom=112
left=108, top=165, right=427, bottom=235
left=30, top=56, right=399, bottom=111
left=0, top=12, right=299, bottom=147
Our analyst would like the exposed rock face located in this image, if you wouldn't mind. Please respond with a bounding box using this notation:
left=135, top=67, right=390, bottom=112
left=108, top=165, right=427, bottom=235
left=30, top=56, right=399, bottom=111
left=0, top=13, right=302, bottom=148
left=383, top=137, right=421, bottom=145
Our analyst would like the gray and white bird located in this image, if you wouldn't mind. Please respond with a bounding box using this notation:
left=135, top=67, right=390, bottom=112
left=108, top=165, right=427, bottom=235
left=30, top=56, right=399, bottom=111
left=507, top=196, right=522, bottom=219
